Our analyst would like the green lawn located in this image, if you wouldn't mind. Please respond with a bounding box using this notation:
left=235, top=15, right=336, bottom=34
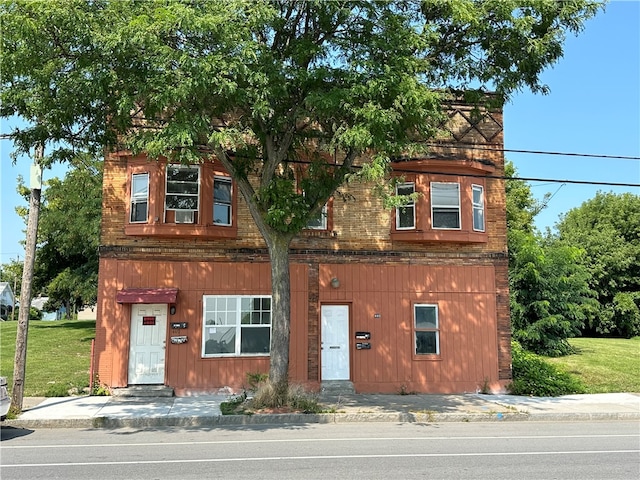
left=0, top=319, right=95, bottom=397
left=546, top=337, right=640, bottom=393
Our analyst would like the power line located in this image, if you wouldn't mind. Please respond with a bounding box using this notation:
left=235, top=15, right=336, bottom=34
left=389, top=166, right=640, bottom=188
left=424, top=143, right=640, bottom=161
left=3, top=130, right=639, bottom=161
left=284, top=158, right=640, bottom=188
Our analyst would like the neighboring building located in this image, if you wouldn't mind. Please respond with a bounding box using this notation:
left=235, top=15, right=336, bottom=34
left=31, top=296, right=66, bottom=321
left=0, top=282, right=14, bottom=321
left=94, top=100, right=511, bottom=395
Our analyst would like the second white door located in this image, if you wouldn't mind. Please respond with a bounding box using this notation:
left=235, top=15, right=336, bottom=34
left=321, top=305, right=350, bottom=380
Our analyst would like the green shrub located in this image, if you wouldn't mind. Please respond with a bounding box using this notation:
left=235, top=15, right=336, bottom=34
left=284, top=384, right=322, bottom=413
left=44, top=382, right=72, bottom=397
left=509, top=341, right=585, bottom=396
left=220, top=382, right=323, bottom=414
left=220, top=393, right=247, bottom=415
left=245, top=371, right=268, bottom=393
left=91, top=374, right=111, bottom=396
left=12, top=306, right=43, bottom=321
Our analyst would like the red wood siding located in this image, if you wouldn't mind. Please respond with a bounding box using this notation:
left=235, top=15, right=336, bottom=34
left=319, top=264, right=500, bottom=393
left=95, top=258, right=504, bottom=394
left=95, top=259, right=309, bottom=393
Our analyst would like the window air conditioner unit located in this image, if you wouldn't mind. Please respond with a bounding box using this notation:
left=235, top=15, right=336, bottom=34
left=175, top=210, right=195, bottom=224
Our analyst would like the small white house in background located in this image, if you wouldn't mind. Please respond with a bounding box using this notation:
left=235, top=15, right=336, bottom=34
left=0, top=282, right=15, bottom=320
left=31, top=296, right=66, bottom=321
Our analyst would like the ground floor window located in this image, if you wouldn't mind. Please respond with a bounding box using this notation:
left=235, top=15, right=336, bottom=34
left=202, top=295, right=271, bottom=356
left=414, top=304, right=439, bottom=355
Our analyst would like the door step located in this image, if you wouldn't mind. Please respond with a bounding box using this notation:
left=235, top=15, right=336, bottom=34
left=321, top=380, right=355, bottom=395
left=111, top=385, right=175, bottom=398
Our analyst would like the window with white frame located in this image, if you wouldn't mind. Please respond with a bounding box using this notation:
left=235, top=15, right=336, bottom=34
left=431, top=182, right=460, bottom=229
left=472, top=184, right=485, bottom=232
left=396, top=182, right=416, bottom=229
left=202, top=296, right=271, bottom=356
left=414, top=304, right=439, bottom=355
left=130, top=173, right=149, bottom=223
left=213, top=176, right=232, bottom=226
left=306, top=203, right=328, bottom=229
left=165, top=165, right=199, bottom=223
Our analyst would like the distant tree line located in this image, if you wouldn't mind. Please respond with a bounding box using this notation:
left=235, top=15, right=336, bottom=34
left=1, top=156, right=102, bottom=318
left=507, top=161, right=640, bottom=356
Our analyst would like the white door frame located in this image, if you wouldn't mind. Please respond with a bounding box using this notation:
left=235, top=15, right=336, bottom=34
left=128, top=303, right=167, bottom=384
left=321, top=304, right=350, bottom=381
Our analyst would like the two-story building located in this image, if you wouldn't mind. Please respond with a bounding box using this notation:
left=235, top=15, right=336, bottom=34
left=93, top=101, right=511, bottom=395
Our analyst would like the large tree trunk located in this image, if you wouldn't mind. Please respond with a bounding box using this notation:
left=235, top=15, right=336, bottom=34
left=265, top=234, right=293, bottom=403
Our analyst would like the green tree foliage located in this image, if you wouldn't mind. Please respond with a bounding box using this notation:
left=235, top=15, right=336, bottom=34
left=506, top=162, right=595, bottom=356
left=554, top=192, right=640, bottom=337
left=504, top=160, right=549, bottom=268
left=509, top=231, right=595, bottom=355
left=0, top=259, right=23, bottom=300
left=505, top=161, right=548, bottom=235
left=24, top=157, right=102, bottom=315
left=1, top=0, right=602, bottom=396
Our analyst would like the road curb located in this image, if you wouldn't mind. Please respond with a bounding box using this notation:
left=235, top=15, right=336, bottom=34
left=3, top=411, right=639, bottom=429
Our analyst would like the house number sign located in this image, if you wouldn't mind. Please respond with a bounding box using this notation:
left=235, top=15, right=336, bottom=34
left=142, top=316, right=156, bottom=326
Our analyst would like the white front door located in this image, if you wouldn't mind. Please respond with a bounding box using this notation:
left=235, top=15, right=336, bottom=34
left=321, top=305, right=350, bottom=380
left=128, top=304, right=167, bottom=384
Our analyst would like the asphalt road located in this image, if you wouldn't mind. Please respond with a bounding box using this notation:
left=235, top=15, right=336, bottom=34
left=1, top=421, right=638, bottom=479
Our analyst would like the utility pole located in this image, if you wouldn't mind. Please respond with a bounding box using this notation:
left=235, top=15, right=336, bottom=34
left=11, top=143, right=43, bottom=413
left=10, top=256, right=19, bottom=322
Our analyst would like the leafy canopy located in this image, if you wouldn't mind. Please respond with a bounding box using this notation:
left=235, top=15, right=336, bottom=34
left=17, top=156, right=102, bottom=313
left=1, top=0, right=603, bottom=390
left=1, top=0, right=602, bottom=236
left=505, top=162, right=596, bottom=356
left=554, top=192, right=640, bottom=337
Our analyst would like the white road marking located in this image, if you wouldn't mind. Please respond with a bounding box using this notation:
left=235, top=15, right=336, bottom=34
left=2, top=434, right=638, bottom=450
left=2, top=450, right=639, bottom=468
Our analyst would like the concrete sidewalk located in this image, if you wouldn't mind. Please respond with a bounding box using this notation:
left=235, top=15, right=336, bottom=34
left=2, top=392, right=639, bottom=429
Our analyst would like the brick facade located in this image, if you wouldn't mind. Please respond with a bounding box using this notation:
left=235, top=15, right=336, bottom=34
left=94, top=101, right=512, bottom=394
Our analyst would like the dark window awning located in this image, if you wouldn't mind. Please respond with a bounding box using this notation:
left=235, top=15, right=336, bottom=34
left=116, top=288, right=178, bottom=304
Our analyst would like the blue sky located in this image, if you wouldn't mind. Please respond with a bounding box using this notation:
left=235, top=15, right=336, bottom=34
left=504, top=1, right=640, bottom=231
left=1, top=1, right=639, bottom=265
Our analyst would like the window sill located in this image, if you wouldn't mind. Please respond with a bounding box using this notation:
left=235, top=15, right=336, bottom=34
left=202, top=354, right=270, bottom=359
left=391, top=229, right=487, bottom=244
left=125, top=223, right=238, bottom=239
left=299, top=229, right=337, bottom=238
left=412, top=354, right=442, bottom=361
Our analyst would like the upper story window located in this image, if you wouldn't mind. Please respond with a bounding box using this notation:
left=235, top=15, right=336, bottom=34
left=125, top=158, right=237, bottom=239
left=389, top=170, right=489, bottom=244
left=472, top=184, right=485, bottom=232
left=213, top=176, right=232, bottom=226
left=130, top=173, right=149, bottom=223
left=306, top=203, right=328, bottom=230
left=165, top=165, right=200, bottom=224
left=395, top=182, right=416, bottom=230
left=431, top=182, right=460, bottom=229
